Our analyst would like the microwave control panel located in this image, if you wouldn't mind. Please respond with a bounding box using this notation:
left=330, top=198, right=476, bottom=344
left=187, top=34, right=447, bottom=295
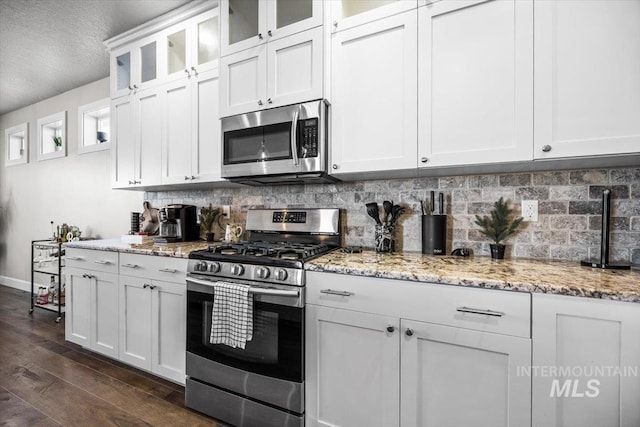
left=299, top=118, right=318, bottom=158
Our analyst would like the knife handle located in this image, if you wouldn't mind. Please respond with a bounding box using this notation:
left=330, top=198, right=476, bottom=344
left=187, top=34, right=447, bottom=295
left=439, top=193, right=444, bottom=215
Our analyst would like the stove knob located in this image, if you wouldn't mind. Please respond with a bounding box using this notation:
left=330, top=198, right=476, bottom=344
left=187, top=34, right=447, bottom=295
left=231, top=264, right=245, bottom=276
left=274, top=269, right=288, bottom=281
left=197, top=261, right=208, bottom=272
left=256, top=266, right=270, bottom=279
left=208, top=262, right=221, bottom=273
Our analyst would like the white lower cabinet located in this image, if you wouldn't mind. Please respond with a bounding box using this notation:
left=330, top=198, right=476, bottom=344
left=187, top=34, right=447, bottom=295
left=119, top=276, right=186, bottom=384
left=401, top=319, right=531, bottom=427
left=306, top=271, right=532, bottom=427
left=65, top=267, right=119, bottom=359
left=532, top=294, right=640, bottom=427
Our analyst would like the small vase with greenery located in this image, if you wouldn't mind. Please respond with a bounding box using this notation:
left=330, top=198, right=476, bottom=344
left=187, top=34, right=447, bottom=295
left=474, top=197, right=523, bottom=259
left=199, top=204, right=221, bottom=242
left=52, top=136, right=62, bottom=150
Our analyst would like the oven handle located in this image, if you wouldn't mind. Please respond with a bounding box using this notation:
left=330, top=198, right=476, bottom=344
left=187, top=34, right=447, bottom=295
left=186, top=277, right=300, bottom=298
left=291, top=107, right=299, bottom=166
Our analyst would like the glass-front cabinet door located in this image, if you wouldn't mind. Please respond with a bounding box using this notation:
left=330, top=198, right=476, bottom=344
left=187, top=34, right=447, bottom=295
left=331, top=0, right=417, bottom=32
left=110, top=38, right=159, bottom=98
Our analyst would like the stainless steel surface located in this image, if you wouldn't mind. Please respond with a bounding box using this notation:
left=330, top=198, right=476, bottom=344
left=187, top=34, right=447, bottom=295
left=456, top=306, right=506, bottom=317
left=320, top=289, right=354, bottom=297
left=93, top=260, right=111, bottom=265
left=245, top=208, right=340, bottom=234
left=121, top=263, right=138, bottom=269
left=185, top=378, right=304, bottom=427
left=188, top=259, right=305, bottom=287
left=158, top=268, right=177, bottom=273
left=186, top=352, right=304, bottom=415
left=221, top=99, right=329, bottom=181
left=291, top=106, right=299, bottom=165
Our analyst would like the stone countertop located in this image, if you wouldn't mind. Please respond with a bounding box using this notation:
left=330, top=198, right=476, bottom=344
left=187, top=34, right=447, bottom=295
left=64, top=238, right=210, bottom=258
left=305, top=250, right=640, bottom=303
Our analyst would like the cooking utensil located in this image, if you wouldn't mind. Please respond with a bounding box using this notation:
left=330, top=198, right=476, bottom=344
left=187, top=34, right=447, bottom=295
left=439, top=193, right=444, bottom=215
left=430, top=191, right=435, bottom=214
left=390, top=205, right=405, bottom=226
left=383, top=200, right=393, bottom=225
left=365, top=202, right=382, bottom=225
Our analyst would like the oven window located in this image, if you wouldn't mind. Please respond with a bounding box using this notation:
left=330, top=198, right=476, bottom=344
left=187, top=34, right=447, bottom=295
left=187, top=289, right=303, bottom=382
left=224, top=122, right=292, bottom=164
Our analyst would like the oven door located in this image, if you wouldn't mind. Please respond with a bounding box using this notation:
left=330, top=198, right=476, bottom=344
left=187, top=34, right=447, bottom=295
left=221, top=100, right=326, bottom=179
left=186, top=276, right=304, bottom=384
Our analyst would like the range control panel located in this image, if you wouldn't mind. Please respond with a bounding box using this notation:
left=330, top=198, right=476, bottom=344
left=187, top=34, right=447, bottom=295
left=272, top=211, right=307, bottom=223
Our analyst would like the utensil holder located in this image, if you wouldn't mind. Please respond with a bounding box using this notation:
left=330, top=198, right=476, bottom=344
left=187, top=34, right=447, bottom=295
left=130, top=212, right=140, bottom=233
left=422, top=215, right=447, bottom=255
left=375, top=225, right=395, bottom=253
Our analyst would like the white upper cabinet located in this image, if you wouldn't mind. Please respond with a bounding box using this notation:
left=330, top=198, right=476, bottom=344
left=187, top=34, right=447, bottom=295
left=220, top=26, right=323, bottom=117
left=220, top=0, right=323, bottom=57
left=330, top=11, right=417, bottom=175
left=161, top=8, right=220, bottom=83
left=418, top=0, right=533, bottom=169
left=330, top=0, right=418, bottom=33
left=534, top=0, right=640, bottom=159
left=110, top=36, right=160, bottom=99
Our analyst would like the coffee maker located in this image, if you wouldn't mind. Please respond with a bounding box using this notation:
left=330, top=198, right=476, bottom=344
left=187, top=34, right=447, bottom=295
left=154, top=204, right=199, bottom=243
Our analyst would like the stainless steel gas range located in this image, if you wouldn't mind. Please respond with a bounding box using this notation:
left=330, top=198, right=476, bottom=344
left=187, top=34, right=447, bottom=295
left=185, top=208, right=341, bottom=427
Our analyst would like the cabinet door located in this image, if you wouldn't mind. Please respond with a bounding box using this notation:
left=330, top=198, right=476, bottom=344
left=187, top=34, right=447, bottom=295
left=306, top=305, right=400, bottom=427
left=111, top=96, right=135, bottom=188
left=192, top=69, right=222, bottom=182
left=400, top=320, right=531, bottom=427
left=221, top=0, right=267, bottom=56
left=534, top=0, right=640, bottom=159
left=267, top=0, right=323, bottom=41
left=417, top=0, right=533, bottom=168
left=532, top=294, right=640, bottom=427
left=219, top=45, right=267, bottom=117
left=136, top=87, right=163, bottom=187
left=151, top=280, right=186, bottom=384
left=331, top=0, right=417, bottom=33
left=65, top=268, right=91, bottom=347
left=331, top=11, right=417, bottom=175
left=267, top=26, right=323, bottom=108
left=161, top=79, right=193, bottom=184
left=110, top=47, right=135, bottom=99
left=163, top=24, right=190, bottom=83
left=118, top=276, right=152, bottom=370
left=136, top=38, right=159, bottom=92
left=90, top=271, right=119, bottom=358
left=192, top=8, right=221, bottom=74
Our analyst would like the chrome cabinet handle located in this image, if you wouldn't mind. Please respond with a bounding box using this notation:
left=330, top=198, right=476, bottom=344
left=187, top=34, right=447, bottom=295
left=190, top=66, right=197, bottom=76
left=332, top=164, right=338, bottom=170
left=128, top=180, right=134, bottom=185
left=320, top=289, right=354, bottom=297
left=190, top=175, right=196, bottom=180
left=93, top=260, right=111, bottom=265
left=405, top=328, right=413, bottom=337
left=291, top=107, right=300, bottom=166
left=149, top=285, right=156, bottom=290
left=184, top=176, right=190, bottom=180
left=420, top=157, right=429, bottom=163
left=121, top=264, right=138, bottom=268
left=333, top=21, right=338, bottom=28
left=184, top=69, right=191, bottom=77
left=258, top=33, right=263, bottom=40
left=456, top=306, right=505, bottom=317
left=542, top=144, right=552, bottom=152
left=128, top=85, right=133, bottom=91
left=133, top=84, right=138, bottom=90
left=82, top=273, right=94, bottom=279
left=66, top=256, right=83, bottom=261
left=267, top=98, right=272, bottom=104
left=386, top=325, right=395, bottom=333
left=158, top=268, right=177, bottom=273
left=143, top=283, right=150, bottom=289
left=258, top=100, right=263, bottom=106
left=267, top=30, right=272, bottom=37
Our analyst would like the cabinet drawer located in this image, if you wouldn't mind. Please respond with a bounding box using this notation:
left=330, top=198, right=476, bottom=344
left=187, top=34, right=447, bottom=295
left=119, top=253, right=187, bottom=283
left=306, top=271, right=531, bottom=338
left=65, top=248, right=119, bottom=274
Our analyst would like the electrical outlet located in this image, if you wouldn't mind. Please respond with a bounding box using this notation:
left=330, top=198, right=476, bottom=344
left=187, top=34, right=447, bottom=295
left=221, top=205, right=231, bottom=218
left=522, top=200, right=538, bottom=222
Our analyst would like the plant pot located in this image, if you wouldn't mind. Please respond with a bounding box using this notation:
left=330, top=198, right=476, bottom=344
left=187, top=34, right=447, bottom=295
left=205, top=232, right=215, bottom=242
left=490, top=243, right=506, bottom=259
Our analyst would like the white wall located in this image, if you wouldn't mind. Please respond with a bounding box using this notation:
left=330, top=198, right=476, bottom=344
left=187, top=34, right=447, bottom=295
left=0, top=78, right=143, bottom=289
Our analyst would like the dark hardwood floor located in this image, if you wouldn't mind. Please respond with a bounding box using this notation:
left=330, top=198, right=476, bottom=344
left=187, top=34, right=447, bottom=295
left=0, top=285, right=220, bottom=426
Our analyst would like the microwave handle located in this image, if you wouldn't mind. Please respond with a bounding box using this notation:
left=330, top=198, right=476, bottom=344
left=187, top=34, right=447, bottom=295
left=291, top=107, right=300, bottom=166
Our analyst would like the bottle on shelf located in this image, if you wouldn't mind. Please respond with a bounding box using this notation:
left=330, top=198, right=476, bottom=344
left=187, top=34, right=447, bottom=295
left=49, top=275, right=58, bottom=305
left=36, top=286, right=49, bottom=305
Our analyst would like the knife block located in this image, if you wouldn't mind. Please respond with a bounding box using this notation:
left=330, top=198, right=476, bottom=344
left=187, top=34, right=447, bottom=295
left=422, top=215, right=447, bottom=255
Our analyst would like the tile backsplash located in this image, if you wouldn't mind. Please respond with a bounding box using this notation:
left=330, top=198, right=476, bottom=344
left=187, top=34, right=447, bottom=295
left=145, top=167, right=640, bottom=264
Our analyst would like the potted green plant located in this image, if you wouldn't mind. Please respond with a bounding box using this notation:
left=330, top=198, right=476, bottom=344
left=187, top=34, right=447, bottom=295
left=199, top=204, right=221, bottom=242
left=52, top=136, right=62, bottom=151
left=474, top=197, right=523, bottom=259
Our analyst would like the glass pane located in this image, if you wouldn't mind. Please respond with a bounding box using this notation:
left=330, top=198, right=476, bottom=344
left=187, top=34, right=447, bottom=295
left=167, top=30, right=186, bottom=74
left=116, top=52, right=131, bottom=91
left=83, top=107, right=110, bottom=147
left=229, top=0, right=259, bottom=45
left=341, top=0, right=397, bottom=19
left=276, top=0, right=312, bottom=29
left=198, top=16, right=219, bottom=65
left=41, top=121, right=63, bottom=155
left=140, top=42, right=156, bottom=83
left=8, top=132, right=24, bottom=160
left=224, top=123, right=291, bottom=164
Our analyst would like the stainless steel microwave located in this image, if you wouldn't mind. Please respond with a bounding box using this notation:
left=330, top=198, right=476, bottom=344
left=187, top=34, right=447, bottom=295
left=221, top=100, right=336, bottom=185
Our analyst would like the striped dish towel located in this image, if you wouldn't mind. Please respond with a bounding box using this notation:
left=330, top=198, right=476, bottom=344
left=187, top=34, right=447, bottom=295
left=210, top=282, right=253, bottom=349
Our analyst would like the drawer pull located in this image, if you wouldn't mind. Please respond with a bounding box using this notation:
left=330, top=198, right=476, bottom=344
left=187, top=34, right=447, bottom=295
left=456, top=306, right=505, bottom=317
left=93, top=260, right=112, bottom=265
left=82, top=273, right=95, bottom=279
left=386, top=325, right=395, bottom=333
left=320, top=289, right=354, bottom=297
left=158, top=268, right=178, bottom=273
left=122, top=264, right=139, bottom=268
left=66, top=256, right=83, bottom=261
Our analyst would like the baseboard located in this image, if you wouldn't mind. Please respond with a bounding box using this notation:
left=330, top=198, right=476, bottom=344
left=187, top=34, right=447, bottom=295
left=0, top=275, right=31, bottom=292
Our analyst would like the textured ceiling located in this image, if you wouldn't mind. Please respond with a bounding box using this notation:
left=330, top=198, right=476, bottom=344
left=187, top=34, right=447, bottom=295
left=0, top=0, right=192, bottom=115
